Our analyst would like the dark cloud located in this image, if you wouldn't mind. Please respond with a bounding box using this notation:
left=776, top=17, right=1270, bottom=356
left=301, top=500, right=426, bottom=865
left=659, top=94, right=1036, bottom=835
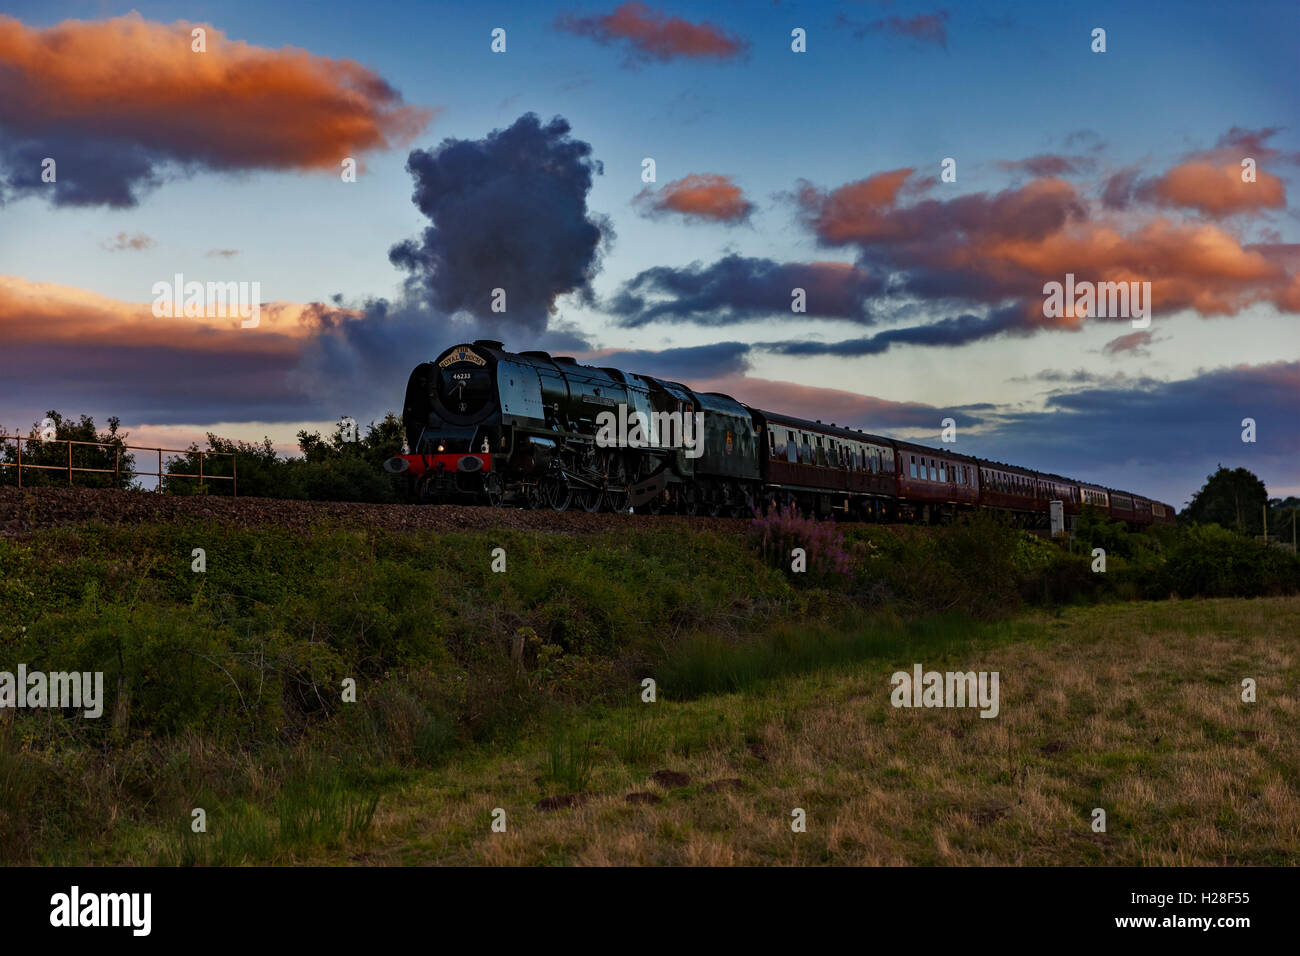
left=556, top=3, right=749, bottom=65
left=0, top=340, right=314, bottom=425
left=0, top=131, right=167, bottom=208
left=1101, top=167, right=1140, bottom=209
left=388, top=113, right=610, bottom=336
left=971, top=361, right=1300, bottom=505
left=301, top=297, right=592, bottom=415
left=997, top=154, right=1096, bottom=177
left=701, top=375, right=987, bottom=432
left=608, top=255, right=881, bottom=326
left=1006, top=368, right=1126, bottom=386
left=762, top=305, right=1029, bottom=357
left=1102, top=330, right=1157, bottom=356
left=580, top=341, right=753, bottom=383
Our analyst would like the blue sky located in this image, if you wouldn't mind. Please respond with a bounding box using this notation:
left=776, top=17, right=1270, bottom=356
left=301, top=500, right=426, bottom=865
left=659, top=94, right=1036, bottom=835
left=1, top=0, right=1297, bottom=505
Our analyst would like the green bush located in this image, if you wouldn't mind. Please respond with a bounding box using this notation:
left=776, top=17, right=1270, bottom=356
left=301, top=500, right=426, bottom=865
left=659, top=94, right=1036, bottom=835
left=1160, top=524, right=1300, bottom=598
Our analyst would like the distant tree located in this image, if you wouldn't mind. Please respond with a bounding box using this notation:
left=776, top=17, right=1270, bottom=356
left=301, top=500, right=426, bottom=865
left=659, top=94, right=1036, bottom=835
left=0, top=410, right=135, bottom=489
left=296, top=413, right=405, bottom=466
left=1271, top=496, right=1300, bottom=546
left=163, top=434, right=291, bottom=498
left=294, top=414, right=404, bottom=502
left=1183, top=466, right=1268, bottom=535
left=1075, top=504, right=1134, bottom=558
left=163, top=414, right=404, bottom=502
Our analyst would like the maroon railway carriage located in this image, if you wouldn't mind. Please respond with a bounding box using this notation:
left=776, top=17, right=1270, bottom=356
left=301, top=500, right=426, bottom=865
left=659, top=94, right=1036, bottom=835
left=1131, top=495, right=1153, bottom=526
left=975, top=461, right=1049, bottom=527
left=893, top=440, right=980, bottom=522
left=1149, top=499, right=1176, bottom=526
left=755, top=410, right=896, bottom=519
left=1107, top=489, right=1137, bottom=524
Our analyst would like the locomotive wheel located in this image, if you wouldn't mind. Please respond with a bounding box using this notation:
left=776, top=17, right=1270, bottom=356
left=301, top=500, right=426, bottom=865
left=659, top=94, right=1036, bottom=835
left=728, top=483, right=754, bottom=518
left=484, top=472, right=505, bottom=507
left=540, top=475, right=571, bottom=511
left=705, top=488, right=723, bottom=518
left=603, top=456, right=630, bottom=513
left=680, top=484, right=701, bottom=516
left=578, top=487, right=604, bottom=512
left=523, top=483, right=541, bottom=510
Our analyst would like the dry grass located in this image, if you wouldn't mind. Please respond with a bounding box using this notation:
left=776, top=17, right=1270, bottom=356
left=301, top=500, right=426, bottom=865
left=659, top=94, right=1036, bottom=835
left=330, top=596, right=1300, bottom=866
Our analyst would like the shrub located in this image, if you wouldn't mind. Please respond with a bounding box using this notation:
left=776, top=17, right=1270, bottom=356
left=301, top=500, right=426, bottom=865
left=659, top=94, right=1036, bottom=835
left=1160, top=524, right=1300, bottom=598
left=748, top=506, right=861, bottom=588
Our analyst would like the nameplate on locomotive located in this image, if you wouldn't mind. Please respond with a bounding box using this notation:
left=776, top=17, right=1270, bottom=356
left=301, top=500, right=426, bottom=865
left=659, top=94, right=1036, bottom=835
left=439, top=346, right=486, bottom=367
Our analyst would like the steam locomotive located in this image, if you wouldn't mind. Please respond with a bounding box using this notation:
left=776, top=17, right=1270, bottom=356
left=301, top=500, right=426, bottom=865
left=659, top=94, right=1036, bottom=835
left=383, top=341, right=1176, bottom=528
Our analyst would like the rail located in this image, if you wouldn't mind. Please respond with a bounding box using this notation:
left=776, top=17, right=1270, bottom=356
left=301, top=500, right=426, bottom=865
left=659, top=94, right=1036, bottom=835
left=0, top=435, right=236, bottom=496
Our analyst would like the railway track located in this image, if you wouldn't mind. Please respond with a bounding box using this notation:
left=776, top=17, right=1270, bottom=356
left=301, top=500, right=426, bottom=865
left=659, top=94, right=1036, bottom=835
left=0, top=486, right=754, bottom=537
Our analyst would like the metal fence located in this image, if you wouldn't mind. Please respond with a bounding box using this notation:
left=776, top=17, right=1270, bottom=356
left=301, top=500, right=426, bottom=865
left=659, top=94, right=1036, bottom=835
left=0, top=435, right=236, bottom=496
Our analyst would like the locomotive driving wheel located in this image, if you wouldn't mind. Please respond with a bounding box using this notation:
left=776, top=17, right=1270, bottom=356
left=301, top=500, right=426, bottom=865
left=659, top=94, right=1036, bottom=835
left=540, top=474, right=571, bottom=511
left=578, top=483, right=604, bottom=512
left=484, top=472, right=505, bottom=507
left=602, top=454, right=630, bottom=514
left=702, top=480, right=724, bottom=518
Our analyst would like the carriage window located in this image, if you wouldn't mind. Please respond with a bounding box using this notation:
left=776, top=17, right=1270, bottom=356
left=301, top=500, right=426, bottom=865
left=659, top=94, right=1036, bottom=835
left=939, top=465, right=946, bottom=482
left=909, top=456, right=918, bottom=479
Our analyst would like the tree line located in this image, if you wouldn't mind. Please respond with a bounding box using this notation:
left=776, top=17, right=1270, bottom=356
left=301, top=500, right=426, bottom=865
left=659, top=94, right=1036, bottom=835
left=3, top=413, right=1296, bottom=537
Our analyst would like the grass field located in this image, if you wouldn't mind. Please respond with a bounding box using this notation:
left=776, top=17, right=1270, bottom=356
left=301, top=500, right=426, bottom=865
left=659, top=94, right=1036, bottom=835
left=167, top=596, right=1300, bottom=866
left=3, top=516, right=1297, bottom=866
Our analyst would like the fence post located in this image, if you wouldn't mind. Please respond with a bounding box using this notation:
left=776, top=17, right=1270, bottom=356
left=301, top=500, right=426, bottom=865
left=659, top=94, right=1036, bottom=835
left=67, top=440, right=72, bottom=486
left=158, top=449, right=163, bottom=493
left=16, top=437, right=21, bottom=489
left=115, top=446, right=120, bottom=488
left=199, top=451, right=204, bottom=492
left=233, top=454, right=237, bottom=498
